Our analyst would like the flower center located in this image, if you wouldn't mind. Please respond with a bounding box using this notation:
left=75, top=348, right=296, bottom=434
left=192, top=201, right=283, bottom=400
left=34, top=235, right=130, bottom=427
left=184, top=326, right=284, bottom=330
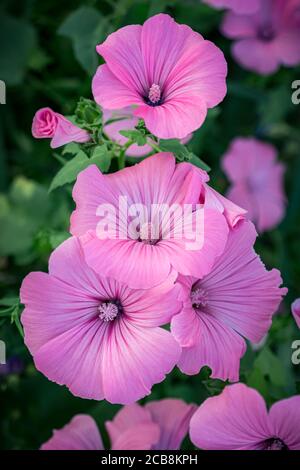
left=264, top=438, right=288, bottom=451
left=191, top=287, right=208, bottom=309
left=98, top=301, right=121, bottom=322
left=139, top=222, right=159, bottom=245
left=258, top=25, right=275, bottom=41
left=147, top=83, right=162, bottom=106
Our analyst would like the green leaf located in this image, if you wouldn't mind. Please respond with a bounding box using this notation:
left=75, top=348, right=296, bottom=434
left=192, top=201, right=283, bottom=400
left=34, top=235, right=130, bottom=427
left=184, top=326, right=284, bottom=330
left=252, top=347, right=288, bottom=388
left=49, top=231, right=70, bottom=249
left=120, top=130, right=147, bottom=146
left=90, top=145, right=112, bottom=173
left=10, top=305, right=24, bottom=338
left=58, top=7, right=110, bottom=75
left=159, top=139, right=190, bottom=161
left=189, top=153, right=211, bottom=172
left=0, top=15, right=36, bottom=85
left=61, top=142, right=81, bottom=156
left=0, top=297, right=19, bottom=307
left=49, top=151, right=90, bottom=192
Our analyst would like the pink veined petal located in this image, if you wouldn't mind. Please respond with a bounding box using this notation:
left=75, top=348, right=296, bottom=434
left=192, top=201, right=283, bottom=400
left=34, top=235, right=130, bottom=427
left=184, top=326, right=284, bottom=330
left=50, top=114, right=90, bottom=149
left=81, top=234, right=172, bottom=289
left=141, top=13, right=202, bottom=86
left=177, top=313, right=246, bottom=381
left=190, top=383, right=271, bottom=450
left=269, top=396, right=300, bottom=450
left=197, top=220, right=287, bottom=342
left=221, top=11, right=258, bottom=39
left=159, top=208, right=229, bottom=280
left=135, top=96, right=208, bottom=140
left=164, top=39, right=227, bottom=109
left=171, top=304, right=202, bottom=348
left=101, top=319, right=181, bottom=404
left=106, top=404, right=153, bottom=444
left=92, top=64, right=144, bottom=110
left=111, top=423, right=160, bottom=450
left=232, top=38, right=280, bottom=75
left=41, top=415, right=103, bottom=450
left=96, top=25, right=147, bottom=95
left=203, top=184, right=247, bottom=228
left=146, top=399, right=197, bottom=450
left=291, top=298, right=300, bottom=329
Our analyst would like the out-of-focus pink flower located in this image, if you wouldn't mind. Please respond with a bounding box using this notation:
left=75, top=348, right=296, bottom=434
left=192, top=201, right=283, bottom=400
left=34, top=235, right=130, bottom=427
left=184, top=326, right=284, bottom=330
left=203, top=0, right=260, bottom=14
left=41, top=415, right=103, bottom=450
left=221, top=0, right=300, bottom=75
left=92, top=13, right=227, bottom=139
left=32, top=107, right=90, bottom=149
left=103, top=107, right=192, bottom=158
left=20, top=236, right=181, bottom=404
left=222, top=137, right=286, bottom=232
left=70, top=153, right=229, bottom=290
left=171, top=220, right=287, bottom=382
left=41, top=399, right=195, bottom=450
left=107, top=399, right=196, bottom=450
left=190, top=383, right=300, bottom=450
left=292, top=298, right=300, bottom=328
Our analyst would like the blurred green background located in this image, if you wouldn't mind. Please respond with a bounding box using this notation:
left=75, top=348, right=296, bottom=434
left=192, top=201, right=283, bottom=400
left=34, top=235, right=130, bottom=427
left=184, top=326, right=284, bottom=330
left=0, top=0, right=300, bottom=450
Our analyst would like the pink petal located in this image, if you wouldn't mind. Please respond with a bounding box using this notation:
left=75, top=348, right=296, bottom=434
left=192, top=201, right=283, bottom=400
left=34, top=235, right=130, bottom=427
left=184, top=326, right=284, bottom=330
left=171, top=304, right=202, bottom=348
left=232, top=38, right=280, bottom=75
left=96, top=25, right=147, bottom=95
left=269, top=396, right=300, bottom=450
left=101, top=320, right=181, bottom=404
left=190, top=383, right=271, bottom=450
left=112, top=423, right=160, bottom=450
left=177, top=314, right=246, bottom=381
left=51, top=114, right=90, bottom=149
left=106, top=404, right=153, bottom=443
left=273, top=30, right=300, bottom=66
left=198, top=220, right=287, bottom=343
left=221, top=11, right=258, bottom=39
left=203, top=184, right=247, bottom=228
left=41, top=415, right=103, bottom=450
left=92, top=65, right=143, bottom=110
left=204, top=0, right=260, bottom=15
left=146, top=399, right=196, bottom=450
left=135, top=96, right=208, bottom=140
left=291, top=298, right=300, bottom=329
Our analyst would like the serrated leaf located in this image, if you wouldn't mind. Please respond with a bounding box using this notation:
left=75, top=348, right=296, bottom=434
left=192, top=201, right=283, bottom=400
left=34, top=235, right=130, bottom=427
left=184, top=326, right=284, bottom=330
left=49, top=151, right=90, bottom=192
left=120, top=130, right=147, bottom=146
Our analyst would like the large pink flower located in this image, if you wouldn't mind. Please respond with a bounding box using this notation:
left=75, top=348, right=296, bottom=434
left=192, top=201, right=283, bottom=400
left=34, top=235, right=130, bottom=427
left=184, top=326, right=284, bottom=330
left=291, top=298, right=300, bottom=329
left=222, top=137, right=286, bottom=232
left=70, top=153, right=229, bottom=289
left=203, top=0, right=260, bottom=14
left=171, top=220, right=287, bottom=382
left=221, top=0, right=300, bottom=75
left=20, top=236, right=182, bottom=404
left=32, top=107, right=90, bottom=149
left=103, top=107, right=192, bottom=158
left=92, top=13, right=227, bottom=139
left=41, top=399, right=195, bottom=450
left=190, top=383, right=300, bottom=450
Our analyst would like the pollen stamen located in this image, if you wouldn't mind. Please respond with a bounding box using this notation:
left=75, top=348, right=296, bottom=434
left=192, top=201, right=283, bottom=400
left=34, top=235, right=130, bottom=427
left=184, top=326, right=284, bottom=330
left=148, top=83, right=161, bottom=104
left=191, top=288, right=208, bottom=309
left=98, top=302, right=119, bottom=322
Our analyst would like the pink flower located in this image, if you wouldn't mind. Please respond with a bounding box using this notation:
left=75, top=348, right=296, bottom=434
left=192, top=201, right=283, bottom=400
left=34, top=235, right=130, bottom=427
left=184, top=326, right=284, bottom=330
left=222, top=137, right=286, bottom=232
left=107, top=400, right=196, bottom=450
left=103, top=107, right=192, bottom=158
left=41, top=399, right=195, bottom=450
left=41, top=415, right=104, bottom=450
left=92, top=13, right=227, bottom=139
left=203, top=0, right=260, bottom=14
left=32, top=107, right=90, bottom=149
left=190, top=383, right=300, bottom=450
left=171, top=220, right=287, bottom=382
left=291, top=298, right=300, bottom=328
left=70, top=153, right=229, bottom=289
left=202, top=184, right=247, bottom=228
left=221, top=0, right=300, bottom=75
left=20, top=236, right=181, bottom=404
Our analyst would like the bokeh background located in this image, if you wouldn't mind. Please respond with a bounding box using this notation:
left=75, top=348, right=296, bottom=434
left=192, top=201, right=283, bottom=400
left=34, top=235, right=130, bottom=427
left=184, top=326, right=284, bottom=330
left=0, top=0, right=300, bottom=450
